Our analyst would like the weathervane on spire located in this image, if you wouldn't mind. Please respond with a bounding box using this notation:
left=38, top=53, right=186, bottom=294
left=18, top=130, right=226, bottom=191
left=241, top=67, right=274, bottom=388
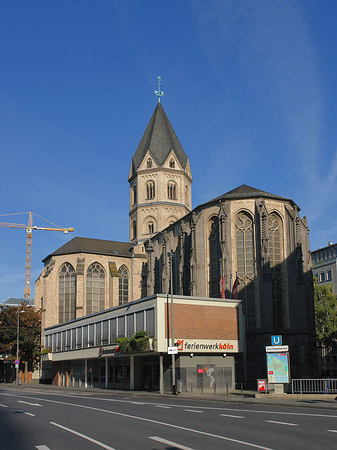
left=154, top=75, right=164, bottom=103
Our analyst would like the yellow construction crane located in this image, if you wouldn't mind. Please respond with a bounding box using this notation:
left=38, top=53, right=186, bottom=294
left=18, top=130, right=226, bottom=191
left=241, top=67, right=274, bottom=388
left=0, top=212, right=74, bottom=300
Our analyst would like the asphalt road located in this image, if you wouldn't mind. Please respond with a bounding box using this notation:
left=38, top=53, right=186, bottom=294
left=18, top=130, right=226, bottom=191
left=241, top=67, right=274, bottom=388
left=1, top=387, right=337, bottom=450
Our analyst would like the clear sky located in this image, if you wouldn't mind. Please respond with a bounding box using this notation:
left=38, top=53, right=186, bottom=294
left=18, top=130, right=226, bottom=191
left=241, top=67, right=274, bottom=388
left=1, top=0, right=337, bottom=301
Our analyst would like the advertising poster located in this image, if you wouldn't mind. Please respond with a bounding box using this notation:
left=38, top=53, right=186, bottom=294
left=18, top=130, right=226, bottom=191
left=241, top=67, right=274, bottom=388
left=267, top=352, right=290, bottom=384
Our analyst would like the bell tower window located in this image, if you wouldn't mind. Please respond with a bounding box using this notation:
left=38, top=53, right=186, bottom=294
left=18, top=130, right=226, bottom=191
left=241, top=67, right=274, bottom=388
left=168, top=182, right=177, bottom=200
left=146, top=181, right=155, bottom=199
left=169, top=159, right=175, bottom=168
left=147, top=158, right=152, bottom=168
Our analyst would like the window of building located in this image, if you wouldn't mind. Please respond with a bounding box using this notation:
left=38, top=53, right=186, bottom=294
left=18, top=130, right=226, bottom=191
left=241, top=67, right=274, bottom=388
left=133, top=185, right=137, bottom=205
left=236, top=212, right=255, bottom=329
left=269, top=213, right=283, bottom=329
left=148, top=222, right=154, bottom=234
left=327, top=270, right=332, bottom=281
left=119, top=265, right=129, bottom=305
left=132, top=220, right=137, bottom=240
left=86, top=263, right=105, bottom=315
left=209, top=217, right=221, bottom=298
left=320, top=272, right=326, bottom=282
left=59, top=262, right=76, bottom=324
left=167, top=182, right=177, bottom=200
left=147, top=158, right=152, bottom=168
left=146, top=181, right=155, bottom=199
left=169, top=158, right=175, bottom=168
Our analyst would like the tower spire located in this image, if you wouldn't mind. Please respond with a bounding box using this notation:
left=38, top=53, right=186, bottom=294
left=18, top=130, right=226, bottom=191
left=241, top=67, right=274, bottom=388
left=154, top=75, right=164, bottom=103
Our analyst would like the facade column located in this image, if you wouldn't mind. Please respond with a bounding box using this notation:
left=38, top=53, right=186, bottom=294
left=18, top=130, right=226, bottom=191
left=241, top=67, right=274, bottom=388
left=84, top=359, right=88, bottom=388
left=159, top=354, right=164, bottom=394
left=105, top=357, right=108, bottom=389
left=130, top=355, right=135, bottom=390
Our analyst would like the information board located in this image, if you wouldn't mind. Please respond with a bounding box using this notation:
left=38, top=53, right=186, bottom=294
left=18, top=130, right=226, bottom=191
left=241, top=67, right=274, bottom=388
left=267, top=352, right=290, bottom=384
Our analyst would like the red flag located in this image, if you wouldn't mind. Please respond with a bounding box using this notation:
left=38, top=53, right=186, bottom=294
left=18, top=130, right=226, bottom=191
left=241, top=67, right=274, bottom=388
left=221, top=274, right=225, bottom=299
left=232, top=276, right=238, bottom=299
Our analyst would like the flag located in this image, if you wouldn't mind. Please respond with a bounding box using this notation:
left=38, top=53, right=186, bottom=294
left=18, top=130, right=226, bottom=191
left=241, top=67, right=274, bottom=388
left=232, top=275, right=238, bottom=299
left=221, top=274, right=225, bottom=299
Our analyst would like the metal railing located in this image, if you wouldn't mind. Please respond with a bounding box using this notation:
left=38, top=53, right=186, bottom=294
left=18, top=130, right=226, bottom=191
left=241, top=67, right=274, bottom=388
left=291, top=378, right=337, bottom=394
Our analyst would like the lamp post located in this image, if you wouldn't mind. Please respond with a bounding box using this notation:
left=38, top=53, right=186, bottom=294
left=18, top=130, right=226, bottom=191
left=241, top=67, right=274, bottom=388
left=146, top=231, right=176, bottom=394
left=16, top=302, right=20, bottom=385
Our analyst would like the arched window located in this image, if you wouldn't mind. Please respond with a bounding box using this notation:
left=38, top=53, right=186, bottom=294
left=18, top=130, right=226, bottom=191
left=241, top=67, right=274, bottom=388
left=269, top=213, right=283, bottom=329
left=236, top=212, right=255, bottom=329
left=147, top=158, right=152, bottom=168
left=169, top=158, right=175, bottom=168
left=59, top=263, right=76, bottom=323
left=209, top=217, right=221, bottom=298
left=132, top=185, right=137, bottom=205
left=119, top=265, right=129, bottom=305
left=168, top=181, right=177, bottom=200
left=148, top=222, right=154, bottom=234
left=146, top=181, right=155, bottom=199
left=86, top=262, right=105, bottom=315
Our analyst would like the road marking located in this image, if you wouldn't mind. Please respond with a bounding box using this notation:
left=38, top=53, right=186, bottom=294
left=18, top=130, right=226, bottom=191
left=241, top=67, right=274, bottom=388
left=18, top=400, right=42, bottom=407
left=0, top=404, right=8, bottom=408
left=266, top=420, right=298, bottom=427
left=130, top=401, right=144, bottom=405
left=327, top=429, right=337, bottom=433
left=155, top=405, right=172, bottom=409
left=17, top=410, right=35, bottom=417
left=220, top=413, right=244, bottom=419
left=184, top=409, right=203, bottom=413
left=149, top=436, right=194, bottom=450
left=35, top=446, right=51, bottom=450
left=50, top=422, right=116, bottom=450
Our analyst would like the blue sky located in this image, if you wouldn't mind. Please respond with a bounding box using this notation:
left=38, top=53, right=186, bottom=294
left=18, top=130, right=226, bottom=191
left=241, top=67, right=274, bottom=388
left=1, top=0, right=337, bottom=301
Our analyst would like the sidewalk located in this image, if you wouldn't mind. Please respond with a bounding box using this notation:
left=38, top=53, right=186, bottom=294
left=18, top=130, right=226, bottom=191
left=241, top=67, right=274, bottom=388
left=1, top=382, right=337, bottom=410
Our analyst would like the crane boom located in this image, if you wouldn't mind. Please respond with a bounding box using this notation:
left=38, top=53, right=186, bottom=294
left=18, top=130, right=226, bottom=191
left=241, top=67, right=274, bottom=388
left=0, top=211, right=74, bottom=300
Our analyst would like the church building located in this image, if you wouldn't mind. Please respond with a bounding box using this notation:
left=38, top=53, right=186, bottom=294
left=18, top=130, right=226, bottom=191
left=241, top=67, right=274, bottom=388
left=36, top=92, right=316, bottom=389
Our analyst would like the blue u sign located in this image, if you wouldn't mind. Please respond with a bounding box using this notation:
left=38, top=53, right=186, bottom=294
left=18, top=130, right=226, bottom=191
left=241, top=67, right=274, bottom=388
left=271, top=335, right=282, bottom=346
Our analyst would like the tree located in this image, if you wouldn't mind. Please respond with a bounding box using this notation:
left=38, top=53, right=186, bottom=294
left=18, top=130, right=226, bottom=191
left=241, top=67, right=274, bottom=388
left=0, top=303, right=41, bottom=371
left=314, top=278, right=337, bottom=347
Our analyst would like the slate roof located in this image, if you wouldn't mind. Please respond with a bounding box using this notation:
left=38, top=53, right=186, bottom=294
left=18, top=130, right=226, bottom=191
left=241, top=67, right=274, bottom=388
left=43, top=237, right=134, bottom=262
left=131, top=102, right=188, bottom=171
left=198, top=184, right=297, bottom=211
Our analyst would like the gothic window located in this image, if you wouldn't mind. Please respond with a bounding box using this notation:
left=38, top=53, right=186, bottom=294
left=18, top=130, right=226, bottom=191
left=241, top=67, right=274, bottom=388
left=168, top=181, right=177, bottom=200
left=236, top=212, right=255, bottom=329
left=269, top=213, right=283, bottom=329
left=59, top=263, right=76, bottom=323
left=119, top=265, right=129, bottom=305
left=86, top=262, right=105, bottom=315
left=209, top=217, right=221, bottom=298
left=148, top=222, right=154, bottom=234
left=146, top=181, right=155, bottom=199
left=147, top=158, right=152, bottom=168
left=169, top=158, right=175, bottom=168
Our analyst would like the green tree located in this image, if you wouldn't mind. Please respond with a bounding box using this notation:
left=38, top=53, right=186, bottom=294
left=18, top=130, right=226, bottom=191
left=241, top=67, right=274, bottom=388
left=0, top=303, right=41, bottom=371
left=314, top=278, right=337, bottom=347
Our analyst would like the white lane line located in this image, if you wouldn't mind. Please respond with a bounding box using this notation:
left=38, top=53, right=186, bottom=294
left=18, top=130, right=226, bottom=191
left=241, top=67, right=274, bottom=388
left=184, top=409, right=203, bottom=413
left=149, top=436, right=194, bottom=450
left=50, top=422, right=116, bottom=450
left=17, top=410, right=35, bottom=417
left=35, top=446, right=51, bottom=450
left=0, top=404, right=8, bottom=408
left=266, top=420, right=298, bottom=427
left=220, top=413, right=244, bottom=419
left=130, top=401, right=144, bottom=405
left=7, top=394, right=274, bottom=450
left=327, top=429, right=337, bottom=433
left=18, top=400, right=42, bottom=407
left=155, top=405, right=172, bottom=409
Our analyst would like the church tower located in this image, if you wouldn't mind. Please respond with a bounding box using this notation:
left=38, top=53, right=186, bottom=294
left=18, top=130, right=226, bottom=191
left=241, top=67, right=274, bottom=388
left=128, top=93, right=192, bottom=244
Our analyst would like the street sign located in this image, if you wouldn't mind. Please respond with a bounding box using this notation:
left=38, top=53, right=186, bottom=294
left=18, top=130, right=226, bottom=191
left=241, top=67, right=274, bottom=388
left=15, top=360, right=19, bottom=365
left=271, top=335, right=282, bottom=345
left=266, top=345, right=289, bottom=352
left=168, top=346, right=178, bottom=354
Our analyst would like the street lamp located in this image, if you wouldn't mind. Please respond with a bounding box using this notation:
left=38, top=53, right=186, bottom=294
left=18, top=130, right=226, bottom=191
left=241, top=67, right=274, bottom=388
left=146, top=231, right=176, bottom=394
left=16, top=302, right=20, bottom=385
